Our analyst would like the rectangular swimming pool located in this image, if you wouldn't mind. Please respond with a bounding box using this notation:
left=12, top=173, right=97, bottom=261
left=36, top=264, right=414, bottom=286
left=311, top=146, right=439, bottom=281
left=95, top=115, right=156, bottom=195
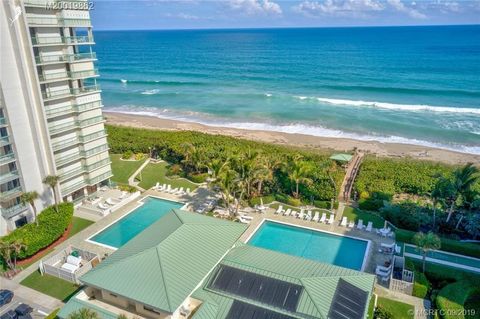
left=248, top=220, right=369, bottom=271
left=88, top=197, right=184, bottom=249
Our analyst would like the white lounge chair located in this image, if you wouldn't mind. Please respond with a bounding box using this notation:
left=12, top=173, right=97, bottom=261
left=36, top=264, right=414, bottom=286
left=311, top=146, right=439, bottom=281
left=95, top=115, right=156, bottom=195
left=299, top=209, right=304, bottom=218
left=119, top=191, right=128, bottom=199
left=319, top=213, right=327, bottom=223
left=275, top=205, right=284, bottom=214
left=306, top=211, right=313, bottom=221
left=357, top=219, right=364, bottom=230
left=312, top=212, right=319, bottom=222
left=365, top=221, right=373, bottom=232
left=169, top=187, right=179, bottom=194
left=291, top=210, right=298, bottom=218
left=98, top=202, right=109, bottom=210
left=238, top=216, right=251, bottom=224
left=176, top=187, right=184, bottom=195
left=284, top=208, right=292, bottom=216
left=348, top=221, right=355, bottom=228
left=340, top=216, right=347, bottom=227
left=375, top=267, right=391, bottom=277
left=165, top=184, right=172, bottom=193
left=186, top=188, right=191, bottom=194
left=376, top=264, right=392, bottom=274
left=160, top=183, right=167, bottom=191
left=153, top=182, right=160, bottom=190
left=106, top=198, right=118, bottom=206
left=380, top=242, right=396, bottom=254
left=297, top=210, right=305, bottom=219
left=327, top=214, right=335, bottom=224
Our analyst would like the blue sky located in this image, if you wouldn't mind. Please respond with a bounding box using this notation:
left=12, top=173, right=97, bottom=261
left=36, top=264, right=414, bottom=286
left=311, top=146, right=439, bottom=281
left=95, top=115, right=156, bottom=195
left=90, top=0, right=480, bottom=30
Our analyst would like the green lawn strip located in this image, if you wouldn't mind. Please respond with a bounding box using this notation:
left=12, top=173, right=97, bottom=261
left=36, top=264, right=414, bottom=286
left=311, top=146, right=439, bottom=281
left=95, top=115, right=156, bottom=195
left=367, top=296, right=375, bottom=318
left=342, top=206, right=385, bottom=228
left=376, top=296, right=414, bottom=319
left=20, top=271, right=80, bottom=302
left=396, top=228, right=480, bottom=259
left=69, top=217, right=94, bottom=237
left=137, top=162, right=198, bottom=190
left=110, top=154, right=146, bottom=184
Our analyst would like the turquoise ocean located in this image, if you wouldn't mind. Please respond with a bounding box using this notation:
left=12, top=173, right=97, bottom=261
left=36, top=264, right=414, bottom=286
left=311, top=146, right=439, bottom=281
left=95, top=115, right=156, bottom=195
left=92, top=25, right=480, bottom=154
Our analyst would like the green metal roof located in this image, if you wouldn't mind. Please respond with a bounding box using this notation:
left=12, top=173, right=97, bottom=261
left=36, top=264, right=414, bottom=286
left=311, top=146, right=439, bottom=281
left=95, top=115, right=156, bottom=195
left=329, top=153, right=353, bottom=162
left=58, top=293, right=118, bottom=319
left=192, top=244, right=375, bottom=319
left=80, top=209, right=247, bottom=314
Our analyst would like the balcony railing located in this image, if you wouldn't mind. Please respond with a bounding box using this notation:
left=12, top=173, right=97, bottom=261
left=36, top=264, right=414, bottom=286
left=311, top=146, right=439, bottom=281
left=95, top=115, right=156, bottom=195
left=88, top=170, right=113, bottom=185
left=55, top=144, right=109, bottom=167
left=0, top=186, right=22, bottom=201
left=42, top=85, right=101, bottom=100
left=45, top=100, right=102, bottom=119
left=48, top=116, right=105, bottom=135
left=27, top=16, right=91, bottom=27
left=31, top=35, right=94, bottom=46
left=0, top=136, right=11, bottom=147
left=59, top=158, right=111, bottom=182
left=39, top=69, right=98, bottom=82
left=0, top=153, right=16, bottom=166
left=51, top=129, right=107, bottom=152
left=61, top=179, right=86, bottom=195
left=0, top=170, right=19, bottom=184
left=35, top=52, right=97, bottom=64
left=1, top=203, right=28, bottom=219
left=0, top=117, right=6, bottom=126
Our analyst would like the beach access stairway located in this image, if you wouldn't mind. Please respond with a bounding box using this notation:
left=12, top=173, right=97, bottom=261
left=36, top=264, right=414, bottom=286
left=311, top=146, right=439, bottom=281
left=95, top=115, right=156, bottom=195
left=339, top=152, right=364, bottom=203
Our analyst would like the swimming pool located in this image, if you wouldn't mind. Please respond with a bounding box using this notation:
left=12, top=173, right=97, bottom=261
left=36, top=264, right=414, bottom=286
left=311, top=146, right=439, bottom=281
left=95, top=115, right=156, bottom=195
left=248, top=220, right=369, bottom=271
left=89, top=197, right=184, bottom=249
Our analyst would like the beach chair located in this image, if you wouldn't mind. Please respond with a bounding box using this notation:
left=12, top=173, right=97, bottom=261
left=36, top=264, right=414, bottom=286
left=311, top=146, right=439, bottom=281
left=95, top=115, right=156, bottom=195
left=305, top=211, right=312, bottom=221
left=169, top=187, right=178, bottom=194
left=297, top=210, right=305, bottom=219
left=153, top=182, right=159, bottom=190
left=165, top=184, right=172, bottom=193
left=186, top=188, right=191, bottom=194
left=365, top=221, right=373, bottom=232
left=376, top=264, right=392, bottom=274
left=291, top=210, right=298, bottom=218
left=380, top=242, right=395, bottom=254
left=327, top=214, right=335, bottom=224
left=98, top=202, right=109, bottom=210
left=340, top=216, right=347, bottom=227
left=284, top=208, right=292, bottom=216
left=275, top=205, right=284, bottom=214
left=119, top=191, right=128, bottom=199
left=348, top=221, right=355, bottom=228
left=106, top=198, right=118, bottom=206
left=312, top=211, right=319, bottom=222
left=160, top=183, right=167, bottom=191
left=357, top=219, right=364, bottom=230
left=176, top=187, right=184, bottom=195
left=299, top=209, right=304, bottom=218
left=319, top=213, right=327, bottom=223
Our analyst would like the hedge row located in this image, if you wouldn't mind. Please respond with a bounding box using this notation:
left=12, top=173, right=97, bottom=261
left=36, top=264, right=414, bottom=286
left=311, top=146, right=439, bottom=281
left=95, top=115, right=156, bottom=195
left=1, top=203, right=73, bottom=259
left=436, top=281, right=479, bottom=319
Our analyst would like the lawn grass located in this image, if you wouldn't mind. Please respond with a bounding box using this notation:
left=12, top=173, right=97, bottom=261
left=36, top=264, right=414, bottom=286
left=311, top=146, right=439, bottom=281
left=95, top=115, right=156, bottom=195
left=137, top=161, right=198, bottom=190
left=342, top=206, right=385, bottom=228
left=110, top=154, right=146, bottom=184
left=20, top=271, right=80, bottom=301
left=18, top=217, right=95, bottom=270
left=376, top=296, right=414, bottom=319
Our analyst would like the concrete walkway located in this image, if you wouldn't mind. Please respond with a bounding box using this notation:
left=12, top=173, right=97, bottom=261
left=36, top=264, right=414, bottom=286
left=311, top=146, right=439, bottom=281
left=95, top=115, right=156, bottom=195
left=375, top=285, right=431, bottom=319
left=127, top=158, right=150, bottom=191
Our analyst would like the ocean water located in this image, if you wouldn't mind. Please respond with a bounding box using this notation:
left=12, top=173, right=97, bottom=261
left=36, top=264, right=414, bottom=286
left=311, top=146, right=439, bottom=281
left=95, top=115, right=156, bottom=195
left=92, top=25, right=480, bottom=154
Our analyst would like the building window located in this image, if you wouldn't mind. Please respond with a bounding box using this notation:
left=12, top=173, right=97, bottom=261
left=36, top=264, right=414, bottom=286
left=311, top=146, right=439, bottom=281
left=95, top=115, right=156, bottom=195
left=15, top=216, right=27, bottom=228
left=144, top=306, right=161, bottom=315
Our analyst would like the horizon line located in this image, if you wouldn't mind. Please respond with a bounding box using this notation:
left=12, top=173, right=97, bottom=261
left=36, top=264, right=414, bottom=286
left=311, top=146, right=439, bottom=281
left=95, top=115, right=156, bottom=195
left=93, top=23, right=480, bottom=32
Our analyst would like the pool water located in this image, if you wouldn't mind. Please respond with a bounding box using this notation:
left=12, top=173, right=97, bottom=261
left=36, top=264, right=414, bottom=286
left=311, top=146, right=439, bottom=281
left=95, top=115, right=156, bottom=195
left=90, top=197, right=183, bottom=248
left=248, top=221, right=368, bottom=270
left=404, top=244, right=480, bottom=270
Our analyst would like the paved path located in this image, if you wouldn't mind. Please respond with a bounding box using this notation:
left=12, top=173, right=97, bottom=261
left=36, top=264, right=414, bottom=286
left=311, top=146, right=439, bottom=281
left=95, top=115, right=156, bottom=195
left=375, top=285, right=431, bottom=319
left=128, top=158, right=150, bottom=191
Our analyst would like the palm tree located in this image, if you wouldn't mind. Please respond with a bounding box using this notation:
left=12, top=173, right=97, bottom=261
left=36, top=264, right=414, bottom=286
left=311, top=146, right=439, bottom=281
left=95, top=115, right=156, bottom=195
left=68, top=308, right=100, bottom=319
left=413, top=231, right=441, bottom=272
left=288, top=155, right=313, bottom=199
left=445, top=163, right=479, bottom=223
left=43, top=175, right=60, bottom=208
left=217, top=169, right=238, bottom=216
left=254, top=156, right=281, bottom=196
left=20, top=191, right=39, bottom=226
left=10, top=240, right=26, bottom=269
left=0, top=241, right=14, bottom=270
left=205, top=158, right=229, bottom=182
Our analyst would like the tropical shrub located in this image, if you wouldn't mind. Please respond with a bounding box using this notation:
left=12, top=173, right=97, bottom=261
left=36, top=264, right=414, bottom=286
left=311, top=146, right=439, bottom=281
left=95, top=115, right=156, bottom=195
left=413, top=271, right=430, bottom=299
left=381, top=201, right=431, bottom=231
left=436, top=281, right=480, bottom=319
left=287, top=197, right=302, bottom=207
left=188, top=173, right=208, bottom=184
left=134, top=153, right=144, bottom=161
left=122, top=150, right=133, bottom=160
left=118, top=184, right=137, bottom=193
left=249, top=195, right=275, bottom=206
left=0, top=203, right=73, bottom=259
left=373, top=307, right=393, bottom=319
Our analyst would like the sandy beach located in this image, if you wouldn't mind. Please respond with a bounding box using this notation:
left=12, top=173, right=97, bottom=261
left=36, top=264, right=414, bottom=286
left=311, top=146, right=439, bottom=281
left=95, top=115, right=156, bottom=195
left=105, top=111, right=479, bottom=165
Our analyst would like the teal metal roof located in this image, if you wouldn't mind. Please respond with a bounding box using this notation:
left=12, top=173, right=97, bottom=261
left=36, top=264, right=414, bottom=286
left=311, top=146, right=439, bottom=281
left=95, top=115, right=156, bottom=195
left=192, top=245, right=375, bottom=319
left=80, top=209, right=247, bottom=314
left=330, top=153, right=353, bottom=162
left=58, top=293, right=118, bottom=319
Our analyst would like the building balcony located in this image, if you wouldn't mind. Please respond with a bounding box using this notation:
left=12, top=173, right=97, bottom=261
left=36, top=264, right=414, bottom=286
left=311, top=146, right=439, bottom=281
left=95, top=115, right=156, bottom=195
left=45, top=100, right=102, bottom=119
left=48, top=115, right=105, bottom=135
left=39, top=69, right=99, bottom=83
left=61, top=179, right=86, bottom=195
left=88, top=170, right=113, bottom=186
left=0, top=136, right=11, bottom=147
left=52, top=129, right=107, bottom=152
left=27, top=16, right=91, bottom=27
left=0, top=153, right=16, bottom=166
left=1, top=203, right=28, bottom=219
left=0, top=170, right=20, bottom=184
left=0, top=117, right=7, bottom=127
left=42, top=84, right=101, bottom=101
left=0, top=186, right=22, bottom=202
left=32, top=35, right=94, bottom=47
left=59, top=158, right=111, bottom=182
left=55, top=144, right=109, bottom=167
left=35, top=52, right=97, bottom=65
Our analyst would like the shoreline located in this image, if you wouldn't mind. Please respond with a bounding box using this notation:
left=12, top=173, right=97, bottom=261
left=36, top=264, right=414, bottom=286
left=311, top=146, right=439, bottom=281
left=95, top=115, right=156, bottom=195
left=104, top=111, right=480, bottom=165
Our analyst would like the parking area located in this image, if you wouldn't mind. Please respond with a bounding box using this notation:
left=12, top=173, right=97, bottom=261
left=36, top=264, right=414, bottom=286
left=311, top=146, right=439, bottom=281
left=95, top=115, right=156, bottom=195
left=0, top=295, right=51, bottom=318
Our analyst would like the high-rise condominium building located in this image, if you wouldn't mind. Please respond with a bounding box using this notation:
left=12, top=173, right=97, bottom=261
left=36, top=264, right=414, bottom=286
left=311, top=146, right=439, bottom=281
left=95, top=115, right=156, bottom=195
left=0, top=0, right=112, bottom=235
